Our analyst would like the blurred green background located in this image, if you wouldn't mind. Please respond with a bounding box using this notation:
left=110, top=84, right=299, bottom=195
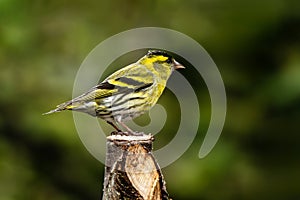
left=1, top=0, right=300, bottom=199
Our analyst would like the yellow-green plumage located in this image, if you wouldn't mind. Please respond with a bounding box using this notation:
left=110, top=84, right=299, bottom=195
left=44, top=50, right=184, bottom=134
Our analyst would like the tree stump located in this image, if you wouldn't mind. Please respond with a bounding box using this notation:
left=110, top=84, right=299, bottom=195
left=102, top=133, right=170, bottom=200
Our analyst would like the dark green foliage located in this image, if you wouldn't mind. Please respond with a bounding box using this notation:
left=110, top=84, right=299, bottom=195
left=1, top=0, right=300, bottom=199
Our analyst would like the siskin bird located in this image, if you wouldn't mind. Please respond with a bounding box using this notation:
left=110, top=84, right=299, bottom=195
left=44, top=50, right=185, bottom=134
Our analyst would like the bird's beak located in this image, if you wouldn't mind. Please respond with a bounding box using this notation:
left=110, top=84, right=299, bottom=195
left=173, top=60, right=185, bottom=70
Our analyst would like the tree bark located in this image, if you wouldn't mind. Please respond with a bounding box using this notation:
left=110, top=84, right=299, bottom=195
left=102, top=133, right=170, bottom=200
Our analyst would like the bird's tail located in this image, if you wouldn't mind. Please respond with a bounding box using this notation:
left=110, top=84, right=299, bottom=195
left=43, top=101, right=73, bottom=115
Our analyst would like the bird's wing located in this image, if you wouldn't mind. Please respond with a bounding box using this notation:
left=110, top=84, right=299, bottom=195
left=43, top=82, right=118, bottom=115
left=43, top=65, right=154, bottom=114
left=75, top=64, right=154, bottom=101
left=104, top=63, right=155, bottom=93
left=71, top=81, right=118, bottom=102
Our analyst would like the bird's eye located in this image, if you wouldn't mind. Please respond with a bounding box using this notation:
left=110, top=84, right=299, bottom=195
left=166, top=58, right=172, bottom=64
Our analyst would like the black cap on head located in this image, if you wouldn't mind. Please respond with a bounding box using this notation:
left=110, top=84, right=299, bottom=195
left=146, top=50, right=185, bottom=69
left=147, top=50, right=172, bottom=58
left=147, top=50, right=172, bottom=63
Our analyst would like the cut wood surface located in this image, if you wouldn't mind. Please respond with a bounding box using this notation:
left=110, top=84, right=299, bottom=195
left=102, top=133, right=171, bottom=200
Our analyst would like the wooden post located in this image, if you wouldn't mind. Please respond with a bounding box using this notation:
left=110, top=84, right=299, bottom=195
left=102, top=133, right=171, bottom=200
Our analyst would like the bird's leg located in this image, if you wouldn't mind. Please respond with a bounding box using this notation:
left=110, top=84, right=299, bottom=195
left=117, top=121, right=144, bottom=136
left=106, top=121, right=121, bottom=132
left=118, top=121, right=134, bottom=133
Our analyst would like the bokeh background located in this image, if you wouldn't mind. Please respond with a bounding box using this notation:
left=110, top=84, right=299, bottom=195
left=1, top=0, right=300, bottom=199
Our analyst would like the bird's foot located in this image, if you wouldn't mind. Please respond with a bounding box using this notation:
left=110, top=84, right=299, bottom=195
left=111, top=131, right=129, bottom=136
left=110, top=130, right=146, bottom=136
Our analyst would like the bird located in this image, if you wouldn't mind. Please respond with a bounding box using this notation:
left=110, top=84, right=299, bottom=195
left=44, top=50, right=185, bottom=135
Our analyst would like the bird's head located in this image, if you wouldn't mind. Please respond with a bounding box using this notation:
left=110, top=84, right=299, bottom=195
left=140, top=50, right=185, bottom=73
